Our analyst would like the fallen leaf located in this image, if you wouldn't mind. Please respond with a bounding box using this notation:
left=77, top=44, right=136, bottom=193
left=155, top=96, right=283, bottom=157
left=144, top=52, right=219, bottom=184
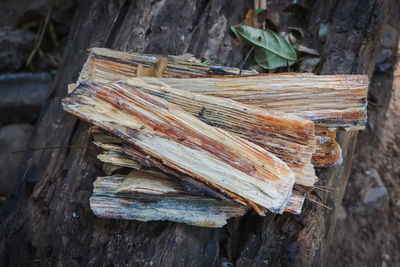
left=299, top=57, right=320, bottom=72
left=253, top=46, right=296, bottom=69
left=256, top=8, right=264, bottom=15
left=243, top=8, right=258, bottom=28
left=288, top=27, right=305, bottom=38
left=294, top=44, right=319, bottom=56
left=257, top=9, right=279, bottom=32
left=231, top=25, right=297, bottom=64
left=318, top=22, right=330, bottom=42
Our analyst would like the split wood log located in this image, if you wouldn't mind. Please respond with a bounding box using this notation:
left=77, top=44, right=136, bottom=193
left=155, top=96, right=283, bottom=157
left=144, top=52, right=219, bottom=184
left=62, top=82, right=296, bottom=213
left=90, top=170, right=304, bottom=226
left=92, top=141, right=305, bottom=215
left=90, top=78, right=317, bottom=186
left=74, top=48, right=365, bottom=166
left=144, top=74, right=368, bottom=130
left=76, top=48, right=368, bottom=130
left=91, top=172, right=248, bottom=228
left=77, top=47, right=256, bottom=84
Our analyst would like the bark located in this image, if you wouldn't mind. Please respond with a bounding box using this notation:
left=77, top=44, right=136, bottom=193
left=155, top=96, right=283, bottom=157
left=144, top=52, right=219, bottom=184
left=0, top=0, right=391, bottom=266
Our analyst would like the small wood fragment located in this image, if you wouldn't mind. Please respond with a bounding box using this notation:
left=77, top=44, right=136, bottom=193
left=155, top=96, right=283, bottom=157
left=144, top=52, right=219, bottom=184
left=97, top=151, right=142, bottom=170
left=116, top=170, right=183, bottom=194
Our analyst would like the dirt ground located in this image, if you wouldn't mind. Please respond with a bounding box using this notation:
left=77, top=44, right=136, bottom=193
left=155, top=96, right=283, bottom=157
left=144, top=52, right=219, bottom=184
left=328, top=7, right=400, bottom=267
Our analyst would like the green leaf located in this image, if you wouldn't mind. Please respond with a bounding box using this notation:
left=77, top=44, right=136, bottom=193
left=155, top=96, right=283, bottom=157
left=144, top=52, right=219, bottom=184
left=256, top=8, right=264, bottom=14
left=231, top=25, right=297, bottom=61
left=254, top=46, right=295, bottom=69
left=231, top=25, right=297, bottom=69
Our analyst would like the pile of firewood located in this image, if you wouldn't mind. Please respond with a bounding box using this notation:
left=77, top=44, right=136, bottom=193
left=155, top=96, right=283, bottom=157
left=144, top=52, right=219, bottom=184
left=62, top=48, right=368, bottom=227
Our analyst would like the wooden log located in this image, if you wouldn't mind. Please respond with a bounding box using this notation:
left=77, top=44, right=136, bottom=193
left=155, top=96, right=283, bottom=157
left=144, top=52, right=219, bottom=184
left=63, top=82, right=296, bottom=213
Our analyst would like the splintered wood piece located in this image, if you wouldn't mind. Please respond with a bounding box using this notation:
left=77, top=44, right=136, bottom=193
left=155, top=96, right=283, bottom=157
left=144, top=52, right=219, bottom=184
left=283, top=192, right=305, bottom=215
left=115, top=170, right=183, bottom=194
left=124, top=78, right=317, bottom=186
left=92, top=142, right=305, bottom=214
left=91, top=175, right=248, bottom=228
left=142, top=75, right=368, bottom=130
left=92, top=132, right=306, bottom=214
left=63, top=83, right=296, bottom=213
left=136, top=58, right=168, bottom=78
left=77, top=47, right=256, bottom=84
left=97, top=151, right=142, bottom=170
left=76, top=48, right=368, bottom=130
left=312, top=127, right=342, bottom=167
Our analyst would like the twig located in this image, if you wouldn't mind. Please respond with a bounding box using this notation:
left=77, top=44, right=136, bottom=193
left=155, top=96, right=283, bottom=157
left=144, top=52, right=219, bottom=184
left=26, top=5, right=53, bottom=66
left=239, top=46, right=255, bottom=75
left=305, top=196, right=332, bottom=210
left=313, top=185, right=338, bottom=191
left=311, top=186, right=333, bottom=194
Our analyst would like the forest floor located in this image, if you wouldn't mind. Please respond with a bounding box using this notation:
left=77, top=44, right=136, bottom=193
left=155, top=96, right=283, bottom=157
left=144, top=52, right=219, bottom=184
left=328, top=6, right=400, bottom=267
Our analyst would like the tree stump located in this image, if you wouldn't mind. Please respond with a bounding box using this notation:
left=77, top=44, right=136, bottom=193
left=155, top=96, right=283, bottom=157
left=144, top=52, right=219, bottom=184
left=0, top=0, right=391, bottom=266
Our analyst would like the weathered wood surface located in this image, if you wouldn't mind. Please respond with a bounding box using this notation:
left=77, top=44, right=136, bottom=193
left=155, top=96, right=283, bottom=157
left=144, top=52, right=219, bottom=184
left=90, top=170, right=304, bottom=226
left=63, top=82, right=296, bottom=213
left=93, top=141, right=306, bottom=215
left=91, top=172, right=248, bottom=228
left=0, top=0, right=390, bottom=266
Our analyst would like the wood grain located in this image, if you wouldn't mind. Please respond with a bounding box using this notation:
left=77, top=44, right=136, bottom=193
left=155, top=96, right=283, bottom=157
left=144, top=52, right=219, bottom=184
left=63, top=83, right=296, bottom=213
left=91, top=173, right=248, bottom=228
left=76, top=48, right=368, bottom=130
left=121, top=78, right=317, bottom=186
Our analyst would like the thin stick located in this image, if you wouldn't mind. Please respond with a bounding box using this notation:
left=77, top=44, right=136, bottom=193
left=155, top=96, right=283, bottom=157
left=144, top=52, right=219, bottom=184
left=311, top=186, right=333, bottom=194
left=239, top=46, right=255, bottom=75
left=305, top=196, right=332, bottom=210
left=26, top=5, right=53, bottom=66
left=313, top=185, right=339, bottom=191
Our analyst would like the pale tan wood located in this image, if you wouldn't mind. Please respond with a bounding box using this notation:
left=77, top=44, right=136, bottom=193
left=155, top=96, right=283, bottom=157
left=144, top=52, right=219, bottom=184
left=74, top=48, right=358, bottom=166
left=123, top=78, right=317, bottom=186
left=63, top=83, right=296, bottom=213
left=76, top=48, right=368, bottom=130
